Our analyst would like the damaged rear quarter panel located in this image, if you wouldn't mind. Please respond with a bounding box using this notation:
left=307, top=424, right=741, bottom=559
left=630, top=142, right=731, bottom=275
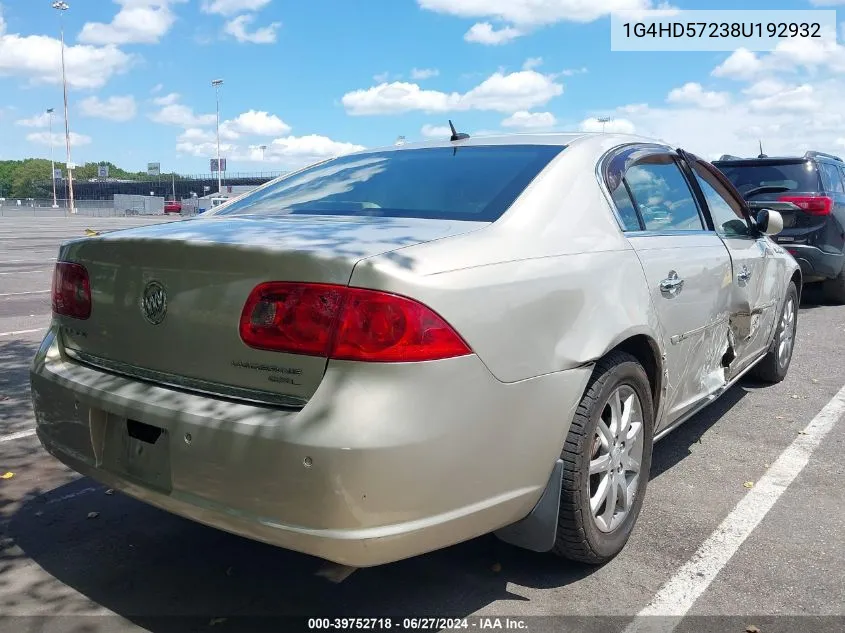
left=349, top=249, right=663, bottom=384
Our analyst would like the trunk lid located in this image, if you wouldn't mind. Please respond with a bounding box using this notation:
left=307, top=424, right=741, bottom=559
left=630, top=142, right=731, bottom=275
left=57, top=215, right=485, bottom=406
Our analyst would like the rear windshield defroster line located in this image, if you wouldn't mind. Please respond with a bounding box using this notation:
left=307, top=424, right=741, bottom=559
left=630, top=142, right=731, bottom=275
left=213, top=145, right=565, bottom=223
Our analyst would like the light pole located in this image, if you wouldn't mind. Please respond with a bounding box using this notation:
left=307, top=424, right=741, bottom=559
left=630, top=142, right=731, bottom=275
left=53, top=1, right=75, bottom=214
left=597, top=116, right=612, bottom=133
left=47, top=107, right=58, bottom=208
left=212, top=79, right=223, bottom=194
left=259, top=144, right=267, bottom=161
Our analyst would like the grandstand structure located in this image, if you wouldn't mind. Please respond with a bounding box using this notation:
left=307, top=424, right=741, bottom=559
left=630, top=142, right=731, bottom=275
left=33, top=171, right=285, bottom=201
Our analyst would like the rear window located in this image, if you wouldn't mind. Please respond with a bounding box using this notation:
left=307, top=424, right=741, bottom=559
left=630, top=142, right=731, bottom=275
left=714, top=161, right=822, bottom=198
left=212, top=145, right=564, bottom=222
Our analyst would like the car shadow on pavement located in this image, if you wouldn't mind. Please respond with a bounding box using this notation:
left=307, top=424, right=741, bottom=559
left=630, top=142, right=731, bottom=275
left=5, top=480, right=599, bottom=628
left=650, top=384, right=749, bottom=480
left=798, top=283, right=840, bottom=310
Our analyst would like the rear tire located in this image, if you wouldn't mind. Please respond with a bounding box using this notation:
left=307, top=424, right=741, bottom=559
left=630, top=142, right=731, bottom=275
left=552, top=351, right=654, bottom=564
left=822, top=267, right=845, bottom=305
left=750, top=281, right=798, bottom=384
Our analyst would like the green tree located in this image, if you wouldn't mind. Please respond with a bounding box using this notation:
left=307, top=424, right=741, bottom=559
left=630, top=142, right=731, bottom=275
left=8, top=159, right=53, bottom=198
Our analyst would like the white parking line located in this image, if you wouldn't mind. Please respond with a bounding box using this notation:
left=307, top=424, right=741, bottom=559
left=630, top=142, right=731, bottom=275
left=0, top=429, right=36, bottom=443
left=0, top=270, right=47, bottom=275
left=0, top=290, right=50, bottom=297
left=625, top=383, right=845, bottom=633
left=0, top=328, right=45, bottom=337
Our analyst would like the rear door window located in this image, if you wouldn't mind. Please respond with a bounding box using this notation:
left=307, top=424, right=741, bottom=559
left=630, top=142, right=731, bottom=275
left=213, top=145, right=564, bottom=222
left=624, top=158, right=704, bottom=231
left=819, top=162, right=845, bottom=194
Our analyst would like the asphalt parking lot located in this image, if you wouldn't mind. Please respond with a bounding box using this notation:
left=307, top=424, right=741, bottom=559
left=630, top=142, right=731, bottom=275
left=1, top=215, right=844, bottom=633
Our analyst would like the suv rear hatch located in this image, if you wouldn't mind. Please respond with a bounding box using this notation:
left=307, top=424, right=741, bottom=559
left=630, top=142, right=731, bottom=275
left=714, top=159, right=830, bottom=245
left=55, top=215, right=485, bottom=407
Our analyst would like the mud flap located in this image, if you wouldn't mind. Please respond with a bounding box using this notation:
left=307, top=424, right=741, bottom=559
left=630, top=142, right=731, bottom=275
left=494, top=459, right=563, bottom=552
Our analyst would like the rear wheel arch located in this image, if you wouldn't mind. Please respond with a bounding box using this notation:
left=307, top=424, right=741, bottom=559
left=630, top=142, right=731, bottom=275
left=603, top=334, right=663, bottom=416
left=790, top=268, right=802, bottom=303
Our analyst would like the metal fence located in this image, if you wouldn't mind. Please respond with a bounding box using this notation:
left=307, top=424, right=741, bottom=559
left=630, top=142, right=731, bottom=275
left=0, top=198, right=200, bottom=218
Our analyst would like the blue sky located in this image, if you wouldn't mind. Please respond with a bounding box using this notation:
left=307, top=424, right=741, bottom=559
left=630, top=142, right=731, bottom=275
left=1, top=0, right=844, bottom=174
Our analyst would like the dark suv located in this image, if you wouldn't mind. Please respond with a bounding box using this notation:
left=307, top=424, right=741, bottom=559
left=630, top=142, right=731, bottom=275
left=713, top=151, right=845, bottom=303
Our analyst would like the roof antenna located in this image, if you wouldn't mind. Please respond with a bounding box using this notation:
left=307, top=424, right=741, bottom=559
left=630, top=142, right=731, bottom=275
left=758, top=139, right=767, bottom=158
left=449, top=120, right=470, bottom=142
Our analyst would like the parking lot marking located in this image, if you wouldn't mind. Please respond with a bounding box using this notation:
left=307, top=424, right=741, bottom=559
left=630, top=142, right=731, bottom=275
left=0, top=328, right=45, bottom=337
left=0, top=429, right=36, bottom=443
left=0, top=270, right=47, bottom=276
left=0, top=290, right=50, bottom=297
left=625, top=383, right=845, bottom=633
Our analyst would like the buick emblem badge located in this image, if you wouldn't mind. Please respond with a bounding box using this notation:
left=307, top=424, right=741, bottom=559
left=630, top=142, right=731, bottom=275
left=141, top=281, right=167, bottom=325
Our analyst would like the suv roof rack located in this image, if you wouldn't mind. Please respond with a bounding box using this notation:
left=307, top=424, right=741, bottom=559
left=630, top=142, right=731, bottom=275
left=717, top=154, right=743, bottom=161
left=805, top=150, right=843, bottom=162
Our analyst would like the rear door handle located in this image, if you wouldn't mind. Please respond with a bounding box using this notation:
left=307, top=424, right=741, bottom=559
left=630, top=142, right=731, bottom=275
left=659, top=271, right=684, bottom=295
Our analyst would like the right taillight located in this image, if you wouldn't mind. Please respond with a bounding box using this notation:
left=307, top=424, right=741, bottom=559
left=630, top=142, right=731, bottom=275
left=239, top=282, right=472, bottom=363
left=778, top=195, right=833, bottom=215
left=52, top=262, right=91, bottom=320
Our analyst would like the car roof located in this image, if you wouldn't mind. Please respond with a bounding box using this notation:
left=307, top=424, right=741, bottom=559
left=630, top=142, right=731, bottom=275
left=348, top=132, right=666, bottom=156
left=714, top=151, right=844, bottom=166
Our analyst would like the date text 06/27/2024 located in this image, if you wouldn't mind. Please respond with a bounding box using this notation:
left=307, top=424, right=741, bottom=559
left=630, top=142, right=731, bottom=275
left=307, top=617, right=528, bottom=630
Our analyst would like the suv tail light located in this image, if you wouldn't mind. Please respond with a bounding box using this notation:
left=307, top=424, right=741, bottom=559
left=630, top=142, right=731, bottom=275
left=52, top=262, right=91, bottom=320
left=778, top=195, right=833, bottom=215
left=239, top=282, right=472, bottom=362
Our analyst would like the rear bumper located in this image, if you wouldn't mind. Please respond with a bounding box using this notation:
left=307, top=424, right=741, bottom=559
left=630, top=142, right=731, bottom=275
left=30, top=326, right=591, bottom=567
left=777, top=244, right=844, bottom=281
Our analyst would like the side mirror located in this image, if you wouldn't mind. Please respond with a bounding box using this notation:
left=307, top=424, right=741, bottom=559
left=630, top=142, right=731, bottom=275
left=755, top=209, right=783, bottom=236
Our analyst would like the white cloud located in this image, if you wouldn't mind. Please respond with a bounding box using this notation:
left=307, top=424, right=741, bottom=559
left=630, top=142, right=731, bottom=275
left=742, top=79, right=787, bottom=98
left=151, top=83, right=164, bottom=94
left=560, top=67, right=588, bottom=76
left=16, top=112, right=52, bottom=128
left=501, top=110, right=557, bottom=128
left=224, top=14, right=281, bottom=44
left=27, top=132, right=92, bottom=147
left=265, top=135, right=365, bottom=164
left=666, top=82, right=729, bottom=109
left=596, top=78, right=845, bottom=161
left=713, top=35, right=845, bottom=81
left=420, top=0, right=658, bottom=25
left=464, top=22, right=523, bottom=45
left=153, top=92, right=180, bottom=106
left=78, top=0, right=186, bottom=45
left=79, top=95, right=137, bottom=122
left=523, top=57, right=543, bottom=70
left=579, top=117, right=636, bottom=134
left=410, top=68, right=439, bottom=80
left=175, top=132, right=365, bottom=169
left=342, top=70, right=563, bottom=115
left=150, top=103, right=216, bottom=126
left=373, top=72, right=390, bottom=83
left=0, top=7, right=133, bottom=90
left=201, top=0, right=272, bottom=15
left=421, top=124, right=452, bottom=138
left=178, top=128, right=214, bottom=143
left=225, top=110, right=291, bottom=135
left=712, top=48, right=762, bottom=80
left=748, top=85, right=817, bottom=113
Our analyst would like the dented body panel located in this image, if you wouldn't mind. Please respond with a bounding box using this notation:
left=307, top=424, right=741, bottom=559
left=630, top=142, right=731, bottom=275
left=626, top=233, right=732, bottom=427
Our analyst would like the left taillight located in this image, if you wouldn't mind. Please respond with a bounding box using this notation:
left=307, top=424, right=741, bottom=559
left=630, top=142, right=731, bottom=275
left=239, top=282, right=472, bottom=363
left=52, top=262, right=91, bottom=320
